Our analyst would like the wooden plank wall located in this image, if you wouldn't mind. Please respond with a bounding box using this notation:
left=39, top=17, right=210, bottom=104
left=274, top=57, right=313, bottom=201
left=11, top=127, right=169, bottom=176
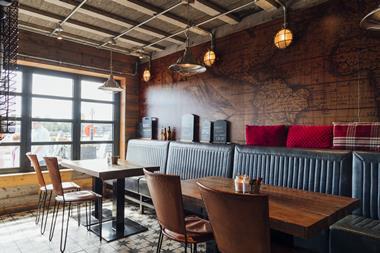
left=139, top=0, right=380, bottom=144
left=0, top=31, right=139, bottom=215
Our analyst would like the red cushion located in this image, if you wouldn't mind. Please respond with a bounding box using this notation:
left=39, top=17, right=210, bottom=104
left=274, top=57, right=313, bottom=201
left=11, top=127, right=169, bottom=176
left=286, top=125, right=333, bottom=148
left=245, top=125, right=286, bottom=146
left=333, top=122, right=380, bottom=151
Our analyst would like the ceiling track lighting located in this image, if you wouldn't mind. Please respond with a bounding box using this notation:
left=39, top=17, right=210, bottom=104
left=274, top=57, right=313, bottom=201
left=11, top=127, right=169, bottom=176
left=98, top=48, right=123, bottom=92
left=169, top=1, right=206, bottom=76
left=143, top=54, right=152, bottom=82
left=53, top=23, right=64, bottom=40
left=274, top=2, right=293, bottom=49
left=203, top=32, right=217, bottom=67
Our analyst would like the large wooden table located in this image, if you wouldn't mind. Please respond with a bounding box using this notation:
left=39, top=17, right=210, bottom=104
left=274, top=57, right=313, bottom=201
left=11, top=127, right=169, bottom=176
left=181, top=177, right=360, bottom=239
left=62, top=159, right=159, bottom=242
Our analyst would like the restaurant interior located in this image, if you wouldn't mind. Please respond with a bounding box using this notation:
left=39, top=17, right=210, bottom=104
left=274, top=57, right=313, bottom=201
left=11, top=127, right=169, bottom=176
left=0, top=0, right=379, bottom=252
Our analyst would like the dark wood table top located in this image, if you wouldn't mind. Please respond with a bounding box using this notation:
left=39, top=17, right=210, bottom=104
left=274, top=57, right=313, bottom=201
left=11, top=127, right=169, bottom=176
left=62, top=159, right=159, bottom=180
left=181, top=176, right=360, bottom=239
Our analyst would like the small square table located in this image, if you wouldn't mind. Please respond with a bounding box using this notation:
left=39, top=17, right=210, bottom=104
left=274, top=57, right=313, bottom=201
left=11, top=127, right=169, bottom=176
left=62, top=159, right=159, bottom=242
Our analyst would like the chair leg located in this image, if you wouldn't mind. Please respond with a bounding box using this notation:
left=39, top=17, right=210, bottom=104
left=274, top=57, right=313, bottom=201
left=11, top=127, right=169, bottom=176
left=77, top=203, right=81, bottom=227
left=156, top=228, right=163, bottom=253
left=35, top=191, right=43, bottom=224
left=184, top=242, right=188, bottom=253
left=97, top=197, right=102, bottom=241
left=49, top=201, right=60, bottom=241
left=60, top=202, right=71, bottom=253
left=41, top=190, right=52, bottom=235
left=85, top=202, right=89, bottom=231
left=192, top=244, right=197, bottom=253
left=139, top=195, right=144, bottom=214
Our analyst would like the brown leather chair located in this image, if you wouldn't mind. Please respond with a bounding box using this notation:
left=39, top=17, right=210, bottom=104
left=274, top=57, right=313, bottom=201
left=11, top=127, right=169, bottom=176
left=197, top=182, right=271, bottom=253
left=26, top=153, right=80, bottom=235
left=44, top=157, right=103, bottom=253
left=144, top=169, right=213, bottom=253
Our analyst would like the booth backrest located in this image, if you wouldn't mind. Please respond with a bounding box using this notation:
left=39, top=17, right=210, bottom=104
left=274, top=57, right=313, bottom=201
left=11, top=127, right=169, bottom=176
left=352, top=151, right=380, bottom=220
left=126, top=139, right=169, bottom=172
left=166, top=142, right=234, bottom=180
left=233, top=145, right=352, bottom=196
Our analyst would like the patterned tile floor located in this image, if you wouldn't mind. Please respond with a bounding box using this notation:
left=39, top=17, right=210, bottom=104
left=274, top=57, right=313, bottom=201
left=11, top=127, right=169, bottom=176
left=0, top=201, right=206, bottom=253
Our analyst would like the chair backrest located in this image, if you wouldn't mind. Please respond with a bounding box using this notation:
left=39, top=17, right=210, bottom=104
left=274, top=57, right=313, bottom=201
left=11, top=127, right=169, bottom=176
left=233, top=145, right=352, bottom=196
left=198, top=183, right=270, bottom=253
left=26, top=153, right=46, bottom=188
left=143, top=169, right=186, bottom=235
left=166, top=142, right=235, bottom=180
left=44, top=157, right=64, bottom=196
left=353, top=151, right=380, bottom=220
left=126, top=139, right=170, bottom=173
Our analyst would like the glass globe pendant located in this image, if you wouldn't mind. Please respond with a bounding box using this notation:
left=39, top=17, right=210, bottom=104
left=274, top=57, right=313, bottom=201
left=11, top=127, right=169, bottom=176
left=274, top=5, right=293, bottom=49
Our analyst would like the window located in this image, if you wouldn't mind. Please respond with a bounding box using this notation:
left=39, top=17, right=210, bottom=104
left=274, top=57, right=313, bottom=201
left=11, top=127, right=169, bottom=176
left=0, top=67, right=120, bottom=173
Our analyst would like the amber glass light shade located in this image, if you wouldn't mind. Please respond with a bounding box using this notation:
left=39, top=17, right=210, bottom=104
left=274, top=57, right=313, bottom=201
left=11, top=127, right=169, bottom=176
left=274, top=28, right=293, bottom=49
left=203, top=49, right=216, bottom=67
left=143, top=68, right=151, bottom=82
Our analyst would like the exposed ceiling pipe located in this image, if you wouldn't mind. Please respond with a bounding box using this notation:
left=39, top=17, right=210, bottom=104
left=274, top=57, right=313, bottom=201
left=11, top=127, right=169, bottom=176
left=133, top=0, right=257, bottom=53
left=18, top=53, right=139, bottom=76
left=50, top=0, right=88, bottom=36
left=99, top=0, right=185, bottom=48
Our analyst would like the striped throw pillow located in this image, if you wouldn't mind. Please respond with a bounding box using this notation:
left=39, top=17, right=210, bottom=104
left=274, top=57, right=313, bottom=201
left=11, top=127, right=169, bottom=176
left=333, top=122, right=380, bottom=151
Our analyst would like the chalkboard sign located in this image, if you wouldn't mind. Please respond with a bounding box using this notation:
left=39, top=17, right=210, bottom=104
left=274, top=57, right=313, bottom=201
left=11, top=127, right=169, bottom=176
left=200, top=120, right=213, bottom=143
left=181, top=114, right=199, bottom=142
left=213, top=120, right=229, bottom=144
left=142, top=117, right=158, bottom=139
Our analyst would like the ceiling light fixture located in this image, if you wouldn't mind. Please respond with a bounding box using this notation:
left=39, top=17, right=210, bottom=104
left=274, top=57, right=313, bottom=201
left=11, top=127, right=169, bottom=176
left=143, top=55, right=152, bottom=82
left=169, top=1, right=206, bottom=76
left=360, top=5, right=380, bottom=30
left=54, top=24, right=64, bottom=40
left=98, top=49, right=123, bottom=92
left=203, top=32, right=217, bottom=67
left=274, top=3, right=293, bottom=49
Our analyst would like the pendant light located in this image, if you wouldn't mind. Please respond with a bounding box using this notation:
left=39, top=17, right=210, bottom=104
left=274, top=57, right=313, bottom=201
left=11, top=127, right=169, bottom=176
left=143, top=55, right=152, bottom=82
left=169, top=2, right=206, bottom=76
left=274, top=4, right=293, bottom=49
left=99, top=49, right=123, bottom=92
left=203, top=32, right=217, bottom=67
left=360, top=5, right=380, bottom=30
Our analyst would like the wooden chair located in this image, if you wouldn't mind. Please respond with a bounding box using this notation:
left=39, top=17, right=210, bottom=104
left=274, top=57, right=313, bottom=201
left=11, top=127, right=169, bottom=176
left=144, top=169, right=213, bottom=253
left=197, top=182, right=271, bottom=253
left=44, top=157, right=103, bottom=253
left=26, top=153, right=80, bottom=235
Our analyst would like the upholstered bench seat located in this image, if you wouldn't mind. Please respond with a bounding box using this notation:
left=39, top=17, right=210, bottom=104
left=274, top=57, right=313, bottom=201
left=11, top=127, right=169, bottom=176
left=330, top=215, right=380, bottom=252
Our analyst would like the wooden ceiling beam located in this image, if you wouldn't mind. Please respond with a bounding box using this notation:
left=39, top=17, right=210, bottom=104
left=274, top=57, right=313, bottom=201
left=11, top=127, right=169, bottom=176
left=18, top=21, right=131, bottom=55
left=111, top=0, right=209, bottom=36
left=255, top=0, right=279, bottom=11
left=44, top=0, right=185, bottom=45
left=18, top=4, right=165, bottom=51
left=191, top=0, right=240, bottom=25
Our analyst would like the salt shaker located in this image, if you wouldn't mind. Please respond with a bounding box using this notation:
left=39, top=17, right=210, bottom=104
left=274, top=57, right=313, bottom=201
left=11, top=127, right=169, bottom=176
left=106, top=152, right=112, bottom=166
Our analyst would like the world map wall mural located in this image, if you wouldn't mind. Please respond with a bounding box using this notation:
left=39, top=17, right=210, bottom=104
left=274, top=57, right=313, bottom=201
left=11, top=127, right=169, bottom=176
left=140, top=0, right=380, bottom=143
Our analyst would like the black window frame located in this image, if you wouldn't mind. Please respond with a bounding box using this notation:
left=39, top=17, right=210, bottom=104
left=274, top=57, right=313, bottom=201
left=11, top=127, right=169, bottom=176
left=0, top=66, right=120, bottom=174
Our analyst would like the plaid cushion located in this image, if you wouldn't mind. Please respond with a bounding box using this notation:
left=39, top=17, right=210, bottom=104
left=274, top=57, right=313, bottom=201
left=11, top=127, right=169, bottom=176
left=333, top=122, right=380, bottom=151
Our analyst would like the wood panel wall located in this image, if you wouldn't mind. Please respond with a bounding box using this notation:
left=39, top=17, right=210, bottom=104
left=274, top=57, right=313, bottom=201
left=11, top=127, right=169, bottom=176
left=140, top=0, right=380, bottom=144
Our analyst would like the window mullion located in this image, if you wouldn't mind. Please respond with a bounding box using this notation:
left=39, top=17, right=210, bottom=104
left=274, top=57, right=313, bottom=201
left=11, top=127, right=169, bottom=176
left=72, top=75, right=81, bottom=160
left=20, top=68, right=32, bottom=169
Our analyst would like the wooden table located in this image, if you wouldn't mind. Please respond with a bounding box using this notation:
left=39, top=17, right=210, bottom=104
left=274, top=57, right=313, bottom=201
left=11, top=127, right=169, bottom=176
left=62, top=159, right=159, bottom=242
left=181, top=177, right=360, bottom=239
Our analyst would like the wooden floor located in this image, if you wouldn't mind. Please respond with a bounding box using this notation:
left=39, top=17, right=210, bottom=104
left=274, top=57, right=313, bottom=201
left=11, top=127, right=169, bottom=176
left=0, top=201, right=206, bottom=253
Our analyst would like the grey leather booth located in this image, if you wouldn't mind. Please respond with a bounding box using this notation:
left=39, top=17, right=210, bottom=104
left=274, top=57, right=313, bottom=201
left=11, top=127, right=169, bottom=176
left=330, top=151, right=380, bottom=253
left=232, top=145, right=353, bottom=196
left=138, top=141, right=235, bottom=197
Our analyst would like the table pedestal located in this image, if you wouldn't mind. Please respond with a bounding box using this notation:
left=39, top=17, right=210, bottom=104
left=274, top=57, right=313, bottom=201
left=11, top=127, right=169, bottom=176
left=90, top=177, right=147, bottom=242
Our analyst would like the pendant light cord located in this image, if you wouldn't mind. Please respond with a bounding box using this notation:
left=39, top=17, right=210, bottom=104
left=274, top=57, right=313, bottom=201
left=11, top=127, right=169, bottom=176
left=110, top=49, right=113, bottom=75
